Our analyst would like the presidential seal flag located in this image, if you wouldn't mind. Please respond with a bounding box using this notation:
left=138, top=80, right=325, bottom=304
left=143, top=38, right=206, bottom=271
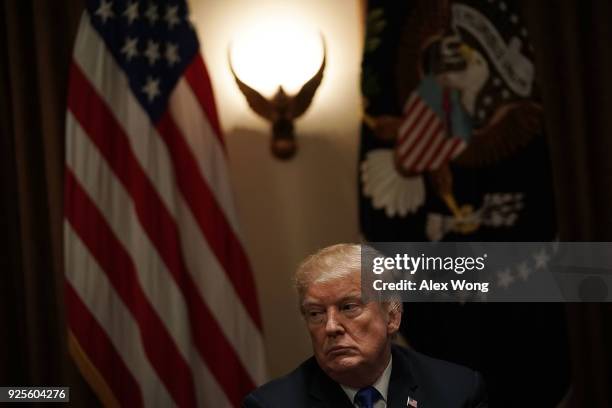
left=64, top=1, right=266, bottom=406
left=360, top=0, right=570, bottom=406
left=360, top=0, right=546, bottom=235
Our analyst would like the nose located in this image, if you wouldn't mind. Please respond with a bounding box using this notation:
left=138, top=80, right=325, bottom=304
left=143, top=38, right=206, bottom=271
left=324, top=307, right=345, bottom=337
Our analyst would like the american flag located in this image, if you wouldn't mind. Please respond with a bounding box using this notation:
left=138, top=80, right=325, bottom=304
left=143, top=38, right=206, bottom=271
left=64, top=1, right=266, bottom=407
left=394, top=76, right=468, bottom=175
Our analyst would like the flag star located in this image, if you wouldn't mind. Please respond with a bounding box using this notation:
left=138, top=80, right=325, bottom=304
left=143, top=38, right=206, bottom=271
left=144, top=40, right=160, bottom=65
left=95, top=0, right=115, bottom=24
left=142, top=76, right=160, bottom=102
left=165, top=42, right=181, bottom=66
left=164, top=5, right=181, bottom=29
left=502, top=89, right=510, bottom=99
left=145, top=4, right=159, bottom=25
left=497, top=269, right=514, bottom=289
left=510, top=14, right=518, bottom=24
left=499, top=2, right=507, bottom=11
left=533, top=249, right=550, bottom=269
left=123, top=1, right=139, bottom=25
left=120, top=37, right=138, bottom=61
left=516, top=262, right=531, bottom=281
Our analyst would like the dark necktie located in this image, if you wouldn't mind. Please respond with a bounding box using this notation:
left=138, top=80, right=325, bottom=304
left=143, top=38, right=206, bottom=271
left=354, top=386, right=382, bottom=408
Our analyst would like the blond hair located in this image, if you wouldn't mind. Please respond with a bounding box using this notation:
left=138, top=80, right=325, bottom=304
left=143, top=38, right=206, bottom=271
left=295, top=243, right=402, bottom=313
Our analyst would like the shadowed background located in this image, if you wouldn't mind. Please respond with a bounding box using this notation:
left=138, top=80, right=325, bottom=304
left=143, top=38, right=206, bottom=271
left=0, top=0, right=610, bottom=406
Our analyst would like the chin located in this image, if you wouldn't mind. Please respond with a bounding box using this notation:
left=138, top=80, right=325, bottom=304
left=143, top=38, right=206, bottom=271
left=325, top=355, right=363, bottom=373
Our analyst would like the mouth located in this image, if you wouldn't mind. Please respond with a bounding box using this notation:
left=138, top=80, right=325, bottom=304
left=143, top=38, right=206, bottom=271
left=326, top=345, right=354, bottom=356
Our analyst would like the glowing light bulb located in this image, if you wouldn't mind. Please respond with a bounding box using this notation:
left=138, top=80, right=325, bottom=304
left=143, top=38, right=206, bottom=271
left=230, top=16, right=324, bottom=97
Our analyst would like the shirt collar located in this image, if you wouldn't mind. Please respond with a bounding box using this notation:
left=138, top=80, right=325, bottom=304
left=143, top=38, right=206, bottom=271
left=340, top=355, right=393, bottom=404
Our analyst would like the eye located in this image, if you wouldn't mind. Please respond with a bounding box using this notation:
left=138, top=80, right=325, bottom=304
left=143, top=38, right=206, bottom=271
left=341, top=303, right=362, bottom=317
left=305, top=309, right=325, bottom=324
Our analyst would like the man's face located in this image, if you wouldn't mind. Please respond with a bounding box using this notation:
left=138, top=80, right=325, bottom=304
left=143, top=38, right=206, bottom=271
left=301, top=272, right=401, bottom=385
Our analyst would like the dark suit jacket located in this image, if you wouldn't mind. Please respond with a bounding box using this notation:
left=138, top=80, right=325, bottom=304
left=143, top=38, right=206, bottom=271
left=243, top=345, right=488, bottom=408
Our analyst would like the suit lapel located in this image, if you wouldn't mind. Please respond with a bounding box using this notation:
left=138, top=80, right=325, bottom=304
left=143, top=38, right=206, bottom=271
left=306, top=347, right=422, bottom=408
left=387, top=346, right=420, bottom=408
left=308, top=362, right=354, bottom=408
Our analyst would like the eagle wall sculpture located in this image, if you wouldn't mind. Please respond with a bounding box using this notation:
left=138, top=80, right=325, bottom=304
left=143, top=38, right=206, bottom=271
left=229, top=39, right=326, bottom=160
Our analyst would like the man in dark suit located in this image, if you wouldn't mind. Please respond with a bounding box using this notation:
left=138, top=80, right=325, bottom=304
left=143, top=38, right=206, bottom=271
left=243, top=244, right=487, bottom=408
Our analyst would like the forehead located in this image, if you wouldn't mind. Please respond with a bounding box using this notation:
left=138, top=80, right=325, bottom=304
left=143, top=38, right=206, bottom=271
left=303, top=273, right=362, bottom=304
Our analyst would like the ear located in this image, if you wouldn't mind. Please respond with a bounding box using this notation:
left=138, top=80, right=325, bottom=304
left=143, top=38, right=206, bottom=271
left=386, top=305, right=402, bottom=335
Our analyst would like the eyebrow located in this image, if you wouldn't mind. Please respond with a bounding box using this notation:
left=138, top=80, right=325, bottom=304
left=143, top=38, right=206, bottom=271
left=301, top=292, right=363, bottom=309
left=339, top=293, right=362, bottom=303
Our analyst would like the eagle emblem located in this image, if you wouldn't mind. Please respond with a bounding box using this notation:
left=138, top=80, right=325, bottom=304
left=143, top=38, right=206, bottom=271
left=361, top=0, right=541, bottom=235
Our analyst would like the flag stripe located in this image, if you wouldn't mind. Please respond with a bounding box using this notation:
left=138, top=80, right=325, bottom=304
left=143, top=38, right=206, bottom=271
left=397, top=101, right=428, bottom=148
left=67, top=7, right=266, bottom=406
left=398, top=110, right=439, bottom=167
left=183, top=54, right=225, bottom=148
left=402, top=92, right=418, bottom=114
left=173, top=197, right=268, bottom=385
left=65, top=223, right=175, bottom=408
left=156, top=112, right=263, bottom=329
left=170, top=76, right=243, bottom=244
left=402, top=122, right=444, bottom=171
left=71, top=22, right=265, bottom=385
left=399, top=97, right=424, bottom=131
left=422, top=132, right=452, bottom=170
left=429, top=138, right=459, bottom=170
left=395, top=89, right=469, bottom=173
left=415, top=130, right=444, bottom=172
left=65, top=111, right=229, bottom=408
left=447, top=138, right=466, bottom=161
left=67, top=127, right=235, bottom=408
left=65, top=283, right=144, bottom=408
left=66, top=112, right=194, bottom=360
left=67, top=63, right=256, bottom=404
left=438, top=139, right=460, bottom=166
left=397, top=107, right=435, bottom=158
left=65, top=170, right=197, bottom=407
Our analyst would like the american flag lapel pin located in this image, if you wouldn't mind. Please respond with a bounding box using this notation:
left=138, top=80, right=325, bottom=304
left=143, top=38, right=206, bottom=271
left=406, top=396, right=418, bottom=407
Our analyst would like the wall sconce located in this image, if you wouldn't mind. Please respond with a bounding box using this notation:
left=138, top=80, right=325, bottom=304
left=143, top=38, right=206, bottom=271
left=228, top=21, right=326, bottom=160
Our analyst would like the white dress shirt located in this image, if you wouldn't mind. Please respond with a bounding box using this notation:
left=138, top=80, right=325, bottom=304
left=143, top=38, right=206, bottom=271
left=340, top=356, right=393, bottom=408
